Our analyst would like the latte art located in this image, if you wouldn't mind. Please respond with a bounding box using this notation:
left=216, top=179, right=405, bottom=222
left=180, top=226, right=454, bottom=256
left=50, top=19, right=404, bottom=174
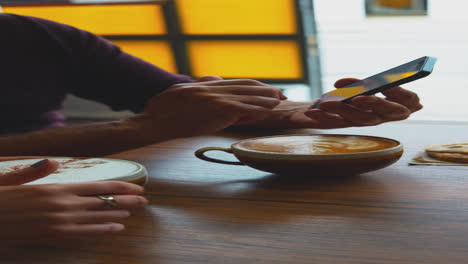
left=237, top=135, right=397, bottom=154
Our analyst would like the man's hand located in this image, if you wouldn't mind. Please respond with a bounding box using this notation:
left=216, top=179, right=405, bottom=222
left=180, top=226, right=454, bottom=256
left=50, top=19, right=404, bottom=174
left=243, top=78, right=423, bottom=129
left=133, top=76, right=287, bottom=140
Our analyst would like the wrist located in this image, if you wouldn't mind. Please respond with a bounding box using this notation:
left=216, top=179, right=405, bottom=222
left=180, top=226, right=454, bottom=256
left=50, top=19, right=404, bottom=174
left=122, top=113, right=171, bottom=144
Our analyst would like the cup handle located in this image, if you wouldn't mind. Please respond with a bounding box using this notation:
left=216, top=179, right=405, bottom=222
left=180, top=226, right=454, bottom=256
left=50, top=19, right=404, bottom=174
left=195, top=147, right=244, bottom=165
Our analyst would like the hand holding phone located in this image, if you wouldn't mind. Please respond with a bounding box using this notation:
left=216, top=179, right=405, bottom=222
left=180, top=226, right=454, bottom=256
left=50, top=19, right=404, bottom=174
left=315, top=56, right=437, bottom=108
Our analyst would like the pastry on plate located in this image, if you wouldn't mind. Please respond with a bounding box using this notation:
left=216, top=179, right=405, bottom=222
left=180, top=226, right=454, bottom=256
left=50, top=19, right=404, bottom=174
left=425, top=143, right=468, bottom=163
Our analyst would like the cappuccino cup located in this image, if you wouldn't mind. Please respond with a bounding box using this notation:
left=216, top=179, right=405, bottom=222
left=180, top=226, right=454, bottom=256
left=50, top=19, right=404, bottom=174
left=195, top=134, right=403, bottom=176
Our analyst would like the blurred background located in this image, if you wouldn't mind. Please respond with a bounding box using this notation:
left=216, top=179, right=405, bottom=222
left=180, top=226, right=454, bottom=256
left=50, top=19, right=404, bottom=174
left=1, top=0, right=467, bottom=122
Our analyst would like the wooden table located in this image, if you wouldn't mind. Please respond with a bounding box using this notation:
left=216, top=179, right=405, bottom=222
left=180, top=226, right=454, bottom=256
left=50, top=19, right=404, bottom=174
left=2, top=120, right=468, bottom=263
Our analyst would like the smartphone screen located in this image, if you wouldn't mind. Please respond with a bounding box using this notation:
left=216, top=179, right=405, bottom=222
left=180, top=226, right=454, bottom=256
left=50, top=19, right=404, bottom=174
left=315, top=56, right=437, bottom=106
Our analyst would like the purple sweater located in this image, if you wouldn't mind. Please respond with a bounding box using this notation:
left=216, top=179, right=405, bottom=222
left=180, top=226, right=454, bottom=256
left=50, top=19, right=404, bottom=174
left=0, top=14, right=192, bottom=132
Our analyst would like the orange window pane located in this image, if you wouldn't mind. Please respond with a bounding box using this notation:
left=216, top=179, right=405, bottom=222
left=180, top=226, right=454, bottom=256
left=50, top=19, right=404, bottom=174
left=177, top=0, right=297, bottom=35
left=377, top=0, right=412, bottom=8
left=112, top=40, right=177, bottom=73
left=187, top=40, right=302, bottom=79
left=3, top=5, right=166, bottom=35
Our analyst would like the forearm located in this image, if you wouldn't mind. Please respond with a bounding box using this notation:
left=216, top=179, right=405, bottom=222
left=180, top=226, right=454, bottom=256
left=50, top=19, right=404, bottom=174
left=0, top=115, right=166, bottom=157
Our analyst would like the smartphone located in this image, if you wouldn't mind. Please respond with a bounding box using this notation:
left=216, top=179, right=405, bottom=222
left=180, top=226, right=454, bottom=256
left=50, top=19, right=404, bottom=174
left=314, top=56, right=437, bottom=107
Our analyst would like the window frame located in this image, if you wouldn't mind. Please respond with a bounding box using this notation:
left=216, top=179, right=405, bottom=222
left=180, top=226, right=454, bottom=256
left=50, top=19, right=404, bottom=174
left=1, top=0, right=313, bottom=86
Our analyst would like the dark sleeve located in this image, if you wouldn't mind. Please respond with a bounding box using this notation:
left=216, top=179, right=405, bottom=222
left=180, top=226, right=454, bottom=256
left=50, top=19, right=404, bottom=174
left=0, top=14, right=193, bottom=113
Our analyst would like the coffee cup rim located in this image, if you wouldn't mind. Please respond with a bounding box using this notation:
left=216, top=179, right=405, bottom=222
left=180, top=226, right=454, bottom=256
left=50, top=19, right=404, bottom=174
left=231, top=134, right=403, bottom=160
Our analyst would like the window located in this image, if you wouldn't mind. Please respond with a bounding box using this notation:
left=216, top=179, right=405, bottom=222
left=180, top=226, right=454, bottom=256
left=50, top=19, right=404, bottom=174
left=1, top=0, right=319, bottom=117
left=365, top=0, right=428, bottom=16
left=2, top=0, right=311, bottom=86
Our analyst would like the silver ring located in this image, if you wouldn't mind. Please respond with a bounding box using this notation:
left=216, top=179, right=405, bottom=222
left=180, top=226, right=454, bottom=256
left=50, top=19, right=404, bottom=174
left=96, top=195, right=118, bottom=208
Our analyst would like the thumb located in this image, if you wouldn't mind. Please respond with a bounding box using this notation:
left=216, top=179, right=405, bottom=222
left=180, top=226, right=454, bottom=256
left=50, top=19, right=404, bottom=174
left=194, top=75, right=224, bottom=82
left=0, top=159, right=59, bottom=186
left=334, top=78, right=361, bottom=88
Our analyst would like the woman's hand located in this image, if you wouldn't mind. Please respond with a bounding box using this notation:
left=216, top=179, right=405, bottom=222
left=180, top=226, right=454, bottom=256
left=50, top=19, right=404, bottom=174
left=304, top=78, right=423, bottom=128
left=242, top=78, right=423, bottom=129
left=0, top=159, right=148, bottom=241
left=131, top=76, right=287, bottom=141
left=0, top=158, right=59, bottom=185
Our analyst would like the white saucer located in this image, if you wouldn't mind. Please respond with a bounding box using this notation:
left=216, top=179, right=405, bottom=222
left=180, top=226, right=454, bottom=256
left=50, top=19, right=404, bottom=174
left=0, top=157, right=148, bottom=185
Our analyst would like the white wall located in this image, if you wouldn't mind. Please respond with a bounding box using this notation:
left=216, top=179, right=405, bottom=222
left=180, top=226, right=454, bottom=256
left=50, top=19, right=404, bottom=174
left=314, top=0, right=468, bottom=121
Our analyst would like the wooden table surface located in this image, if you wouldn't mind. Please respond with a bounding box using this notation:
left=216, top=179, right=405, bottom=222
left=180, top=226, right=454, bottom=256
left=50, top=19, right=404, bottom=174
left=2, top=120, right=468, bottom=264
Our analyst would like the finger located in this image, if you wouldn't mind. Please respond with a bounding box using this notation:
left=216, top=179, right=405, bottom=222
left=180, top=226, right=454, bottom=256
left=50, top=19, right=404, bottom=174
left=206, top=85, right=287, bottom=100
left=84, top=194, right=148, bottom=210
left=32, top=194, right=147, bottom=212
left=334, top=78, right=361, bottom=88
left=52, top=222, right=125, bottom=234
left=195, top=79, right=286, bottom=98
left=198, top=79, right=269, bottom=87
left=0, top=156, right=47, bottom=161
left=381, top=86, right=423, bottom=112
left=0, top=159, right=59, bottom=186
left=350, top=96, right=411, bottom=121
left=194, top=75, right=223, bottom=82
left=65, top=181, right=144, bottom=196
left=304, top=109, right=353, bottom=129
left=318, top=101, right=384, bottom=126
left=55, top=210, right=131, bottom=224
left=220, top=100, right=274, bottom=121
left=220, top=94, right=281, bottom=109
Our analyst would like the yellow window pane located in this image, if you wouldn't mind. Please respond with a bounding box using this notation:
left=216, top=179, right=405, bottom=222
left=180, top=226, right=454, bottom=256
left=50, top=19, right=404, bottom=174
left=187, top=40, right=302, bottom=79
left=112, top=40, right=177, bottom=73
left=3, top=5, right=166, bottom=35
left=177, top=0, right=297, bottom=35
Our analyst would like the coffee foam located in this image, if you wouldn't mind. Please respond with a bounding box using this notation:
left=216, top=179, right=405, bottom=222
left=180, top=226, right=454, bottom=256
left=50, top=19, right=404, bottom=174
left=0, top=158, right=146, bottom=185
left=237, top=135, right=397, bottom=154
